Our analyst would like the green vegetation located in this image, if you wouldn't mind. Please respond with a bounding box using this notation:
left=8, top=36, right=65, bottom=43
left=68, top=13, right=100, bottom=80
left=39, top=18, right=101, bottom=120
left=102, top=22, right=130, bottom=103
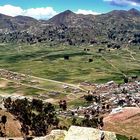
left=0, top=43, right=139, bottom=108
left=68, top=99, right=91, bottom=108
left=116, top=134, right=129, bottom=140
left=4, top=98, right=60, bottom=136
left=0, top=43, right=139, bottom=138
left=0, top=43, right=140, bottom=85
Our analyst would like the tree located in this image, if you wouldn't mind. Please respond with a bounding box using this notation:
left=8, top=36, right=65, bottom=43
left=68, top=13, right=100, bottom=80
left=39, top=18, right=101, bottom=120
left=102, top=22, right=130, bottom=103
left=59, top=100, right=67, bottom=111
left=89, top=59, right=93, bottom=62
left=0, top=115, right=7, bottom=139
left=64, top=56, right=69, bottom=60
left=123, top=76, right=128, bottom=83
left=106, top=104, right=110, bottom=110
left=21, top=124, right=29, bottom=138
left=72, top=118, right=77, bottom=125
left=59, top=100, right=63, bottom=109
left=1, top=115, right=7, bottom=125
left=84, top=95, right=93, bottom=102
left=4, top=97, right=12, bottom=111
left=4, top=98, right=59, bottom=137
left=31, top=99, right=43, bottom=112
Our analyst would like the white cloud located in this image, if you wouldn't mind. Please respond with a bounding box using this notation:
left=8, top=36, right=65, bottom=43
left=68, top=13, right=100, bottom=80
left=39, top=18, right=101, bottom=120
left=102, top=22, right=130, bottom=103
left=0, top=5, right=57, bottom=19
left=0, top=5, right=102, bottom=19
left=76, top=9, right=101, bottom=15
left=104, top=0, right=140, bottom=7
left=0, top=5, right=23, bottom=17
left=24, top=7, right=57, bottom=19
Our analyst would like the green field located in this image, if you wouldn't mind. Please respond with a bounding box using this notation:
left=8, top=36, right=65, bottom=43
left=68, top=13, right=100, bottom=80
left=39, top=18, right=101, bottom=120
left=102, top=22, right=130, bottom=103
left=0, top=43, right=140, bottom=84
left=0, top=43, right=139, bottom=139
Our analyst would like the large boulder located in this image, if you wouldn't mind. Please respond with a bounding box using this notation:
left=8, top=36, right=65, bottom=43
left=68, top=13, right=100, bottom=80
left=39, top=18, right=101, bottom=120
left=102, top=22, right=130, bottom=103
left=64, top=126, right=117, bottom=140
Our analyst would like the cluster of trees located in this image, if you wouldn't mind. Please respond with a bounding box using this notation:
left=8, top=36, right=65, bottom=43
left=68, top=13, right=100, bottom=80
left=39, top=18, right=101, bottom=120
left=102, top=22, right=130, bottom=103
left=82, top=115, right=104, bottom=128
left=72, top=115, right=104, bottom=129
left=59, top=100, right=67, bottom=111
left=84, top=95, right=101, bottom=103
left=4, top=97, right=59, bottom=137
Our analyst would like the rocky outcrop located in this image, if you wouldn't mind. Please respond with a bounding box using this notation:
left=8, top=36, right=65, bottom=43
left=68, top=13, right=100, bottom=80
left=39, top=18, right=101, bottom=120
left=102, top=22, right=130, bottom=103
left=64, top=126, right=117, bottom=140
left=33, top=126, right=117, bottom=140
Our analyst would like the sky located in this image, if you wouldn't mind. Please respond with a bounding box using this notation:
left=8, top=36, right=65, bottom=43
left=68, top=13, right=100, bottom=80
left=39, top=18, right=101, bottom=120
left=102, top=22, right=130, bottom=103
left=0, top=0, right=140, bottom=19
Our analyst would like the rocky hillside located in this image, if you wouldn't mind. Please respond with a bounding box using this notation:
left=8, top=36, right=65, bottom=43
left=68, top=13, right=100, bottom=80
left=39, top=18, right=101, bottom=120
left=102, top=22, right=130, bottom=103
left=33, top=126, right=118, bottom=140
left=0, top=14, right=38, bottom=32
left=5, top=126, right=122, bottom=140
left=0, top=8, right=140, bottom=45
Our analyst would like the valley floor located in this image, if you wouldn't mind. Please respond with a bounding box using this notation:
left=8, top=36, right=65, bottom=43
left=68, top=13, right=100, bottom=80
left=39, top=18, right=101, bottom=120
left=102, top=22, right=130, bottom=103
left=0, top=43, right=140, bottom=139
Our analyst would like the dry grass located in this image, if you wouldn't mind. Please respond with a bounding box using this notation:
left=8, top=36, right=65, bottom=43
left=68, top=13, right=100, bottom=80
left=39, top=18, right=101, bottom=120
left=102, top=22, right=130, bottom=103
left=104, top=107, right=140, bottom=139
left=0, top=110, right=22, bottom=137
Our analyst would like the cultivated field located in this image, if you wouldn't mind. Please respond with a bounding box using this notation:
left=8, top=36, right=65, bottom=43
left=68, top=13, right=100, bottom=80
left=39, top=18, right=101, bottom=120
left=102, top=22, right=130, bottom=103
left=0, top=43, right=140, bottom=102
left=0, top=43, right=140, bottom=139
left=0, top=43, right=140, bottom=83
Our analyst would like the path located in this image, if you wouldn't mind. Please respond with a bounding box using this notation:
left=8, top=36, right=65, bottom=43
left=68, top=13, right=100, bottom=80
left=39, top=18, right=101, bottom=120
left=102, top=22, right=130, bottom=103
left=0, top=68, right=86, bottom=92
left=0, top=77, right=49, bottom=91
left=126, top=48, right=136, bottom=61
left=101, top=55, right=126, bottom=77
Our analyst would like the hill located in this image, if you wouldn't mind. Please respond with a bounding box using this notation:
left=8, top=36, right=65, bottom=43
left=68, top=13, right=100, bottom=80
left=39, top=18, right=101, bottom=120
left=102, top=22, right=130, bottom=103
left=0, top=9, right=139, bottom=45
left=104, top=107, right=140, bottom=139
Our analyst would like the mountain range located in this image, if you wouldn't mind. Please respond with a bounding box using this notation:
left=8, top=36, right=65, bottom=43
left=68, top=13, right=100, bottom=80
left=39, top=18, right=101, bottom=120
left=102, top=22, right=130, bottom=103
left=0, top=8, right=140, bottom=46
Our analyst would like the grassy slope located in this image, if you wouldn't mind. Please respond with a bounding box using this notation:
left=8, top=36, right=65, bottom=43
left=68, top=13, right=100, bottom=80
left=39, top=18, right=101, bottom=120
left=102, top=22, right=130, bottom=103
left=0, top=43, right=139, bottom=85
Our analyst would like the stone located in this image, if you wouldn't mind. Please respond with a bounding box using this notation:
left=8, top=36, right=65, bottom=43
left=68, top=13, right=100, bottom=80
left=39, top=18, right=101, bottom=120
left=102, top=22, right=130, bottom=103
left=64, top=126, right=117, bottom=140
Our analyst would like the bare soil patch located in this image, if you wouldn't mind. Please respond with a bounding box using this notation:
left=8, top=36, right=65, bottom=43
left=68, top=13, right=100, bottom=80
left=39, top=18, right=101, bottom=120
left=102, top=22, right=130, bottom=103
left=104, top=107, right=140, bottom=139
left=0, top=110, right=22, bottom=137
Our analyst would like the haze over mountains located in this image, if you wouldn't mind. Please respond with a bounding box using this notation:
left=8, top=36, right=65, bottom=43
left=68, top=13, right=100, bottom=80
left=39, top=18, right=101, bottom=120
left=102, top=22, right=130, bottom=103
left=0, top=8, right=140, bottom=45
